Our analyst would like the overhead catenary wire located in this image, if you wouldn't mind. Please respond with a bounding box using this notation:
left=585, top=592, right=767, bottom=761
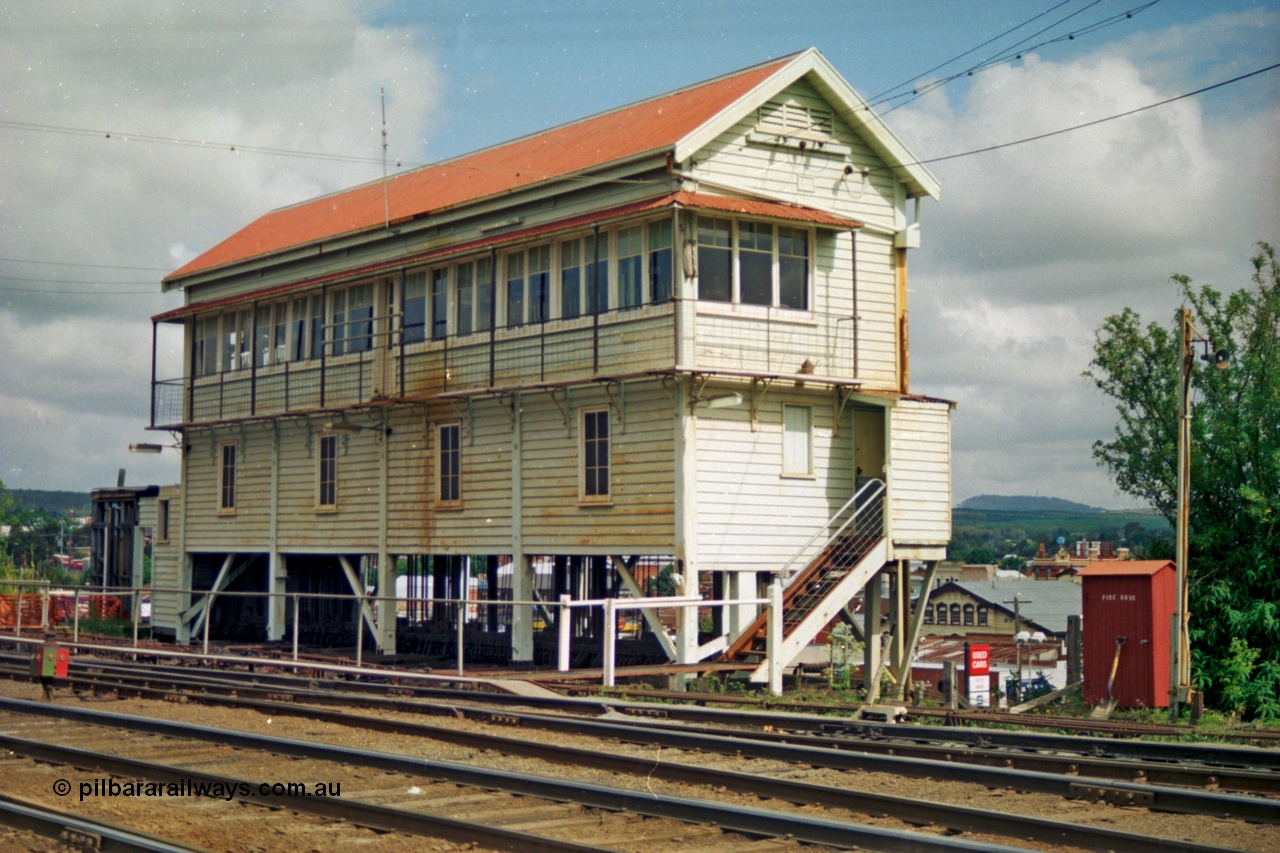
left=0, top=256, right=172, bottom=272
left=866, top=61, right=1280, bottom=174
left=869, top=0, right=1079, bottom=102
left=870, top=1, right=1163, bottom=116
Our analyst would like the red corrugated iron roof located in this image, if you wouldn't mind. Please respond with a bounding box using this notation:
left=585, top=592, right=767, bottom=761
left=153, top=191, right=858, bottom=322
left=1077, top=560, right=1175, bottom=577
left=166, top=56, right=796, bottom=284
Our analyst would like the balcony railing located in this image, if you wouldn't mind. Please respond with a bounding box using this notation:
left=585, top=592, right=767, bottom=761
left=152, top=300, right=859, bottom=428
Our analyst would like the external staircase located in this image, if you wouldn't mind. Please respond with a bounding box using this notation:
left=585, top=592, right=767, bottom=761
left=721, top=479, right=888, bottom=682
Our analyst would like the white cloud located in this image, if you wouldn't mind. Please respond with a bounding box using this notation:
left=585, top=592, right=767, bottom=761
left=0, top=2, right=441, bottom=490
left=896, top=17, right=1279, bottom=506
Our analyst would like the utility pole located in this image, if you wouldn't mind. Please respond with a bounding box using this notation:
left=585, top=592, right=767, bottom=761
left=1004, top=593, right=1032, bottom=702
left=1172, top=308, right=1228, bottom=720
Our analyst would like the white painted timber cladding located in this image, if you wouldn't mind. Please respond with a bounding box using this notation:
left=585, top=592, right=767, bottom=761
left=888, top=399, right=952, bottom=546
left=694, top=389, right=854, bottom=573
left=687, top=79, right=903, bottom=390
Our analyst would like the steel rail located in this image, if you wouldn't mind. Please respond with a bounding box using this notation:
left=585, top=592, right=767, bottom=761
left=0, top=792, right=206, bottom=853
left=6, top=660, right=1277, bottom=797
left=0, top=668, right=1222, bottom=852
left=8, top=653, right=1278, bottom=786
left=50, top=665, right=1280, bottom=795
left=0, top=733, right=596, bottom=853
left=473, top=707, right=1280, bottom=823
left=0, top=697, right=1037, bottom=853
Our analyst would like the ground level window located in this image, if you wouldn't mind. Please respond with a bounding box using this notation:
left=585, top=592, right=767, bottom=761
left=317, top=434, right=337, bottom=509
left=580, top=408, right=610, bottom=502
left=437, top=423, right=461, bottom=506
left=219, top=442, right=237, bottom=512
left=782, top=404, right=813, bottom=476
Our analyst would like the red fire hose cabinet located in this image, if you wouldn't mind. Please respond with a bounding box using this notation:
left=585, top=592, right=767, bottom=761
left=1078, top=560, right=1176, bottom=709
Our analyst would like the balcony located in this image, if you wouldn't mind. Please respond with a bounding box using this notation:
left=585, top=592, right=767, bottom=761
left=151, top=300, right=859, bottom=429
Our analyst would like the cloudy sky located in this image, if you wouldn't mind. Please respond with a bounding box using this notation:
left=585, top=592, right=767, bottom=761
left=2, top=1, right=1276, bottom=508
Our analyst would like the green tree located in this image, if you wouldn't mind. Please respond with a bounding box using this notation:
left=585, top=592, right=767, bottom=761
left=1086, top=243, right=1280, bottom=719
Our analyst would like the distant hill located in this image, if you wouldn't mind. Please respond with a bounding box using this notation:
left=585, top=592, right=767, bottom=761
left=957, top=495, right=1104, bottom=514
left=9, top=489, right=92, bottom=517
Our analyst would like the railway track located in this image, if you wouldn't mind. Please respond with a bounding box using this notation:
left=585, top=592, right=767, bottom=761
left=3, top=661, right=1278, bottom=850
left=0, top=791, right=206, bottom=852
left=0, top=694, right=1056, bottom=853
left=9, top=655, right=1276, bottom=799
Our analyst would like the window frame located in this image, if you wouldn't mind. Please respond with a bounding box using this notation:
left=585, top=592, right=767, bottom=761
left=316, top=433, right=338, bottom=512
left=578, top=406, right=612, bottom=505
left=436, top=421, right=462, bottom=509
left=695, top=216, right=814, bottom=311
left=218, top=441, right=237, bottom=515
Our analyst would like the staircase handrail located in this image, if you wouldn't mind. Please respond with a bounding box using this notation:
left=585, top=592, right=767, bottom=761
left=778, top=477, right=885, bottom=584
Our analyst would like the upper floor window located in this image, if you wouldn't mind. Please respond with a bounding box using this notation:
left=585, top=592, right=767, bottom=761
left=505, top=252, right=525, bottom=328
left=697, top=216, right=812, bottom=310
left=561, top=239, right=582, bottom=319
left=922, top=604, right=934, bottom=624
left=331, top=283, right=374, bottom=355
left=431, top=268, right=449, bottom=340
left=950, top=603, right=962, bottom=625
left=649, top=219, right=673, bottom=303
left=527, top=245, right=550, bottom=323
left=617, top=226, right=643, bottom=309
left=936, top=603, right=948, bottom=625
left=977, top=607, right=988, bottom=626
left=253, top=303, right=286, bottom=368
left=291, top=295, right=323, bottom=361
left=194, top=316, right=219, bottom=377
left=475, top=256, right=495, bottom=332
left=585, top=233, right=609, bottom=314
left=697, top=218, right=732, bottom=302
left=963, top=604, right=975, bottom=626
left=403, top=272, right=427, bottom=344
left=456, top=262, right=475, bottom=336
left=222, top=309, right=251, bottom=372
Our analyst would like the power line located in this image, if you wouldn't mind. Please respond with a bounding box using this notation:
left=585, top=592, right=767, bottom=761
left=0, top=285, right=159, bottom=296
left=877, top=61, right=1280, bottom=172
left=1, top=276, right=157, bottom=285
left=0, top=256, right=172, bottom=272
left=869, top=0, right=1077, bottom=102
left=0, top=120, right=407, bottom=167
left=872, top=1, right=1162, bottom=115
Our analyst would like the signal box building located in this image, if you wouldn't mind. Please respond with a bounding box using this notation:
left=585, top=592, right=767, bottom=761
left=1078, top=560, right=1175, bottom=708
left=146, top=49, right=952, bottom=682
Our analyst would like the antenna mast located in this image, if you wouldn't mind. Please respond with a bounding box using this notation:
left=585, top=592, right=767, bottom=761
left=381, top=87, right=390, bottom=230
